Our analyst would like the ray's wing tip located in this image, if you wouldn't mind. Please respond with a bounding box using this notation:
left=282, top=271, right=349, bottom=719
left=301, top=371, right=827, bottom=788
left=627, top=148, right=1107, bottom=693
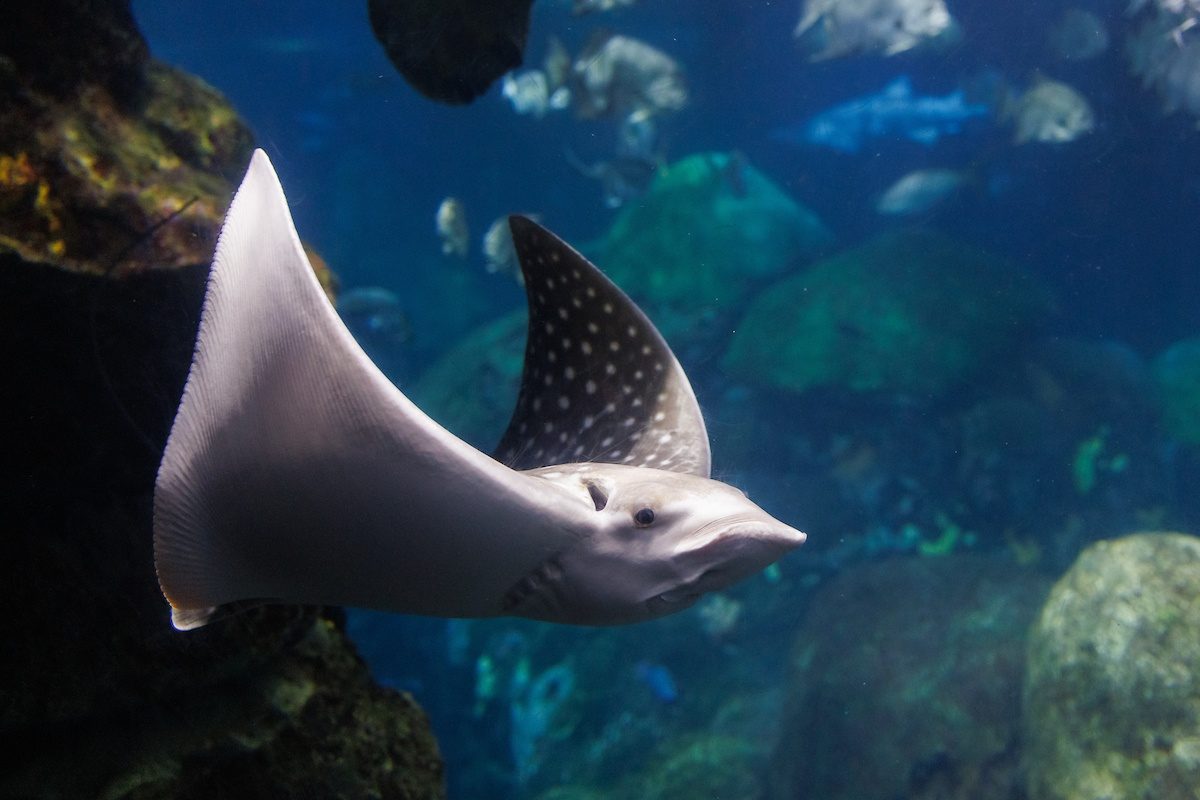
left=243, top=147, right=276, bottom=186
left=170, top=604, right=216, bottom=631
left=507, top=213, right=542, bottom=239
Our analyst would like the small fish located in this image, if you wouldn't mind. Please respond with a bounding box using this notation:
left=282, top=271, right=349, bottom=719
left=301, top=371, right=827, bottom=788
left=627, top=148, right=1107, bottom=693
left=795, top=0, right=957, bottom=61
left=696, top=592, right=743, bottom=638
left=777, top=76, right=989, bottom=154
left=634, top=661, right=679, bottom=703
left=616, top=110, right=659, bottom=159
left=482, top=214, right=521, bottom=278
left=336, top=286, right=412, bottom=342
left=566, top=150, right=659, bottom=208
left=1006, top=77, right=1095, bottom=144
left=572, top=32, right=687, bottom=120
left=875, top=168, right=968, bottom=216
left=1127, top=0, right=1200, bottom=16
left=573, top=0, right=638, bottom=15
left=502, top=40, right=575, bottom=118
left=543, top=36, right=573, bottom=96
left=1047, top=8, right=1109, bottom=62
left=503, top=70, right=553, bottom=117
left=436, top=197, right=469, bottom=258
left=1126, top=10, right=1200, bottom=117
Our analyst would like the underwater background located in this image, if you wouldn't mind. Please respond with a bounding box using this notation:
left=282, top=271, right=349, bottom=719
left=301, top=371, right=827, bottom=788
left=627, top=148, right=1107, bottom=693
left=5, top=0, right=1200, bottom=798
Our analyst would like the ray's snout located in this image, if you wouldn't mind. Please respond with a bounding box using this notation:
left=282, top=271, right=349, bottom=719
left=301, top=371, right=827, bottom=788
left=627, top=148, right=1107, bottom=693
left=688, top=513, right=807, bottom=581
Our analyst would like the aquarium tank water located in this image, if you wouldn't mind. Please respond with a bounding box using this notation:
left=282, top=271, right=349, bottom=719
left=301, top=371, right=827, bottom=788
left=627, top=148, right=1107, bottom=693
left=3, top=1, right=1200, bottom=798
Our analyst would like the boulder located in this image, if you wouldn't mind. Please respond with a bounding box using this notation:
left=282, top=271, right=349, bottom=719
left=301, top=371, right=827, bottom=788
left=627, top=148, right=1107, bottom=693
left=767, top=555, right=1051, bottom=800
left=725, top=230, right=1052, bottom=398
left=590, top=152, right=831, bottom=340
left=1024, top=532, right=1200, bottom=800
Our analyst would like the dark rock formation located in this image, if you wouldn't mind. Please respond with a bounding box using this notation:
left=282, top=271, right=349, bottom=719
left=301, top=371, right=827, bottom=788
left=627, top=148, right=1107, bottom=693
left=767, top=555, right=1052, bottom=800
left=368, top=0, right=534, bottom=104
left=1, top=3, right=444, bottom=798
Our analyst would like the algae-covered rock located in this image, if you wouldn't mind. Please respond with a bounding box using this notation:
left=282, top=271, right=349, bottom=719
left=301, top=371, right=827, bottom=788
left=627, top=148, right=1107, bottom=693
left=768, top=556, right=1052, bottom=800
left=534, top=733, right=762, bottom=800
left=1154, top=338, right=1200, bottom=444
left=725, top=230, right=1052, bottom=398
left=631, top=734, right=761, bottom=800
left=1023, top=532, right=1200, bottom=800
left=2, top=4, right=443, bottom=798
left=591, top=152, right=831, bottom=327
left=0, top=2, right=254, bottom=276
left=412, top=309, right=525, bottom=450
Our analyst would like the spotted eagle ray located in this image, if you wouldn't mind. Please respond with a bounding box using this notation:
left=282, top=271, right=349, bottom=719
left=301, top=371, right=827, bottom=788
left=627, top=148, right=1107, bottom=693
left=153, top=149, right=805, bottom=630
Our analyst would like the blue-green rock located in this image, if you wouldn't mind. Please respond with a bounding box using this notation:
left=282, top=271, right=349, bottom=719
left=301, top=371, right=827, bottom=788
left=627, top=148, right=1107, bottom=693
left=590, top=152, right=831, bottom=334
left=1153, top=338, right=1200, bottom=444
left=411, top=310, right=525, bottom=450
left=724, top=229, right=1053, bottom=398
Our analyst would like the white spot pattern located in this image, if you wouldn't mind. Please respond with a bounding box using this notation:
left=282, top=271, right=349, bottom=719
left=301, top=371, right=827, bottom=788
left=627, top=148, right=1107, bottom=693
left=492, top=216, right=707, bottom=476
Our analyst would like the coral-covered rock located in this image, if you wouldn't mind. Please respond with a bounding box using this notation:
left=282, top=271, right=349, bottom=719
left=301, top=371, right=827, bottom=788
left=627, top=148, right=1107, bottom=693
left=590, top=152, right=831, bottom=339
left=767, top=556, right=1051, bottom=800
left=0, top=2, right=254, bottom=276
left=725, top=230, right=1052, bottom=398
left=1023, top=532, right=1200, bottom=800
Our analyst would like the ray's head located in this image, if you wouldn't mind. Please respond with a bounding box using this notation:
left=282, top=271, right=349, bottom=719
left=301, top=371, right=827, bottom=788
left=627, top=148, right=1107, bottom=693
left=508, top=465, right=806, bottom=625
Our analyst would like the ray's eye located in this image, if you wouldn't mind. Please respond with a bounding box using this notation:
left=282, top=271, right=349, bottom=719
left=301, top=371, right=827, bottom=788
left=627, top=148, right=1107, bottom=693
left=634, top=507, right=655, bottom=527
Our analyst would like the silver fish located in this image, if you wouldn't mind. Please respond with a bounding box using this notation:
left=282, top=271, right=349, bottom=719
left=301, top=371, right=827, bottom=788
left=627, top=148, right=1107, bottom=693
left=876, top=168, right=967, bottom=215
left=572, top=32, right=687, bottom=120
left=1007, top=77, right=1095, bottom=144
left=502, top=40, right=575, bottom=117
left=436, top=196, right=469, bottom=258
left=483, top=214, right=523, bottom=279
left=153, top=150, right=805, bottom=629
left=795, top=0, right=957, bottom=61
left=572, top=0, right=639, bottom=15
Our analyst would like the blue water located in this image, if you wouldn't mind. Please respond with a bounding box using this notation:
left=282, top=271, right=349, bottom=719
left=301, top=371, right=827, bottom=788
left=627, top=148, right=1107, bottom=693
left=134, top=1, right=1200, bottom=797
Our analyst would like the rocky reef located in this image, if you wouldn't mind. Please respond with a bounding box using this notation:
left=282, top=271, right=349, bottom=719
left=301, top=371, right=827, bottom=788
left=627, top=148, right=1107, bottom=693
left=1, top=2, right=443, bottom=798
left=589, top=151, right=832, bottom=341
left=1024, top=532, right=1200, bottom=800
left=725, top=229, right=1053, bottom=398
left=0, top=4, right=254, bottom=276
left=767, top=555, right=1052, bottom=800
